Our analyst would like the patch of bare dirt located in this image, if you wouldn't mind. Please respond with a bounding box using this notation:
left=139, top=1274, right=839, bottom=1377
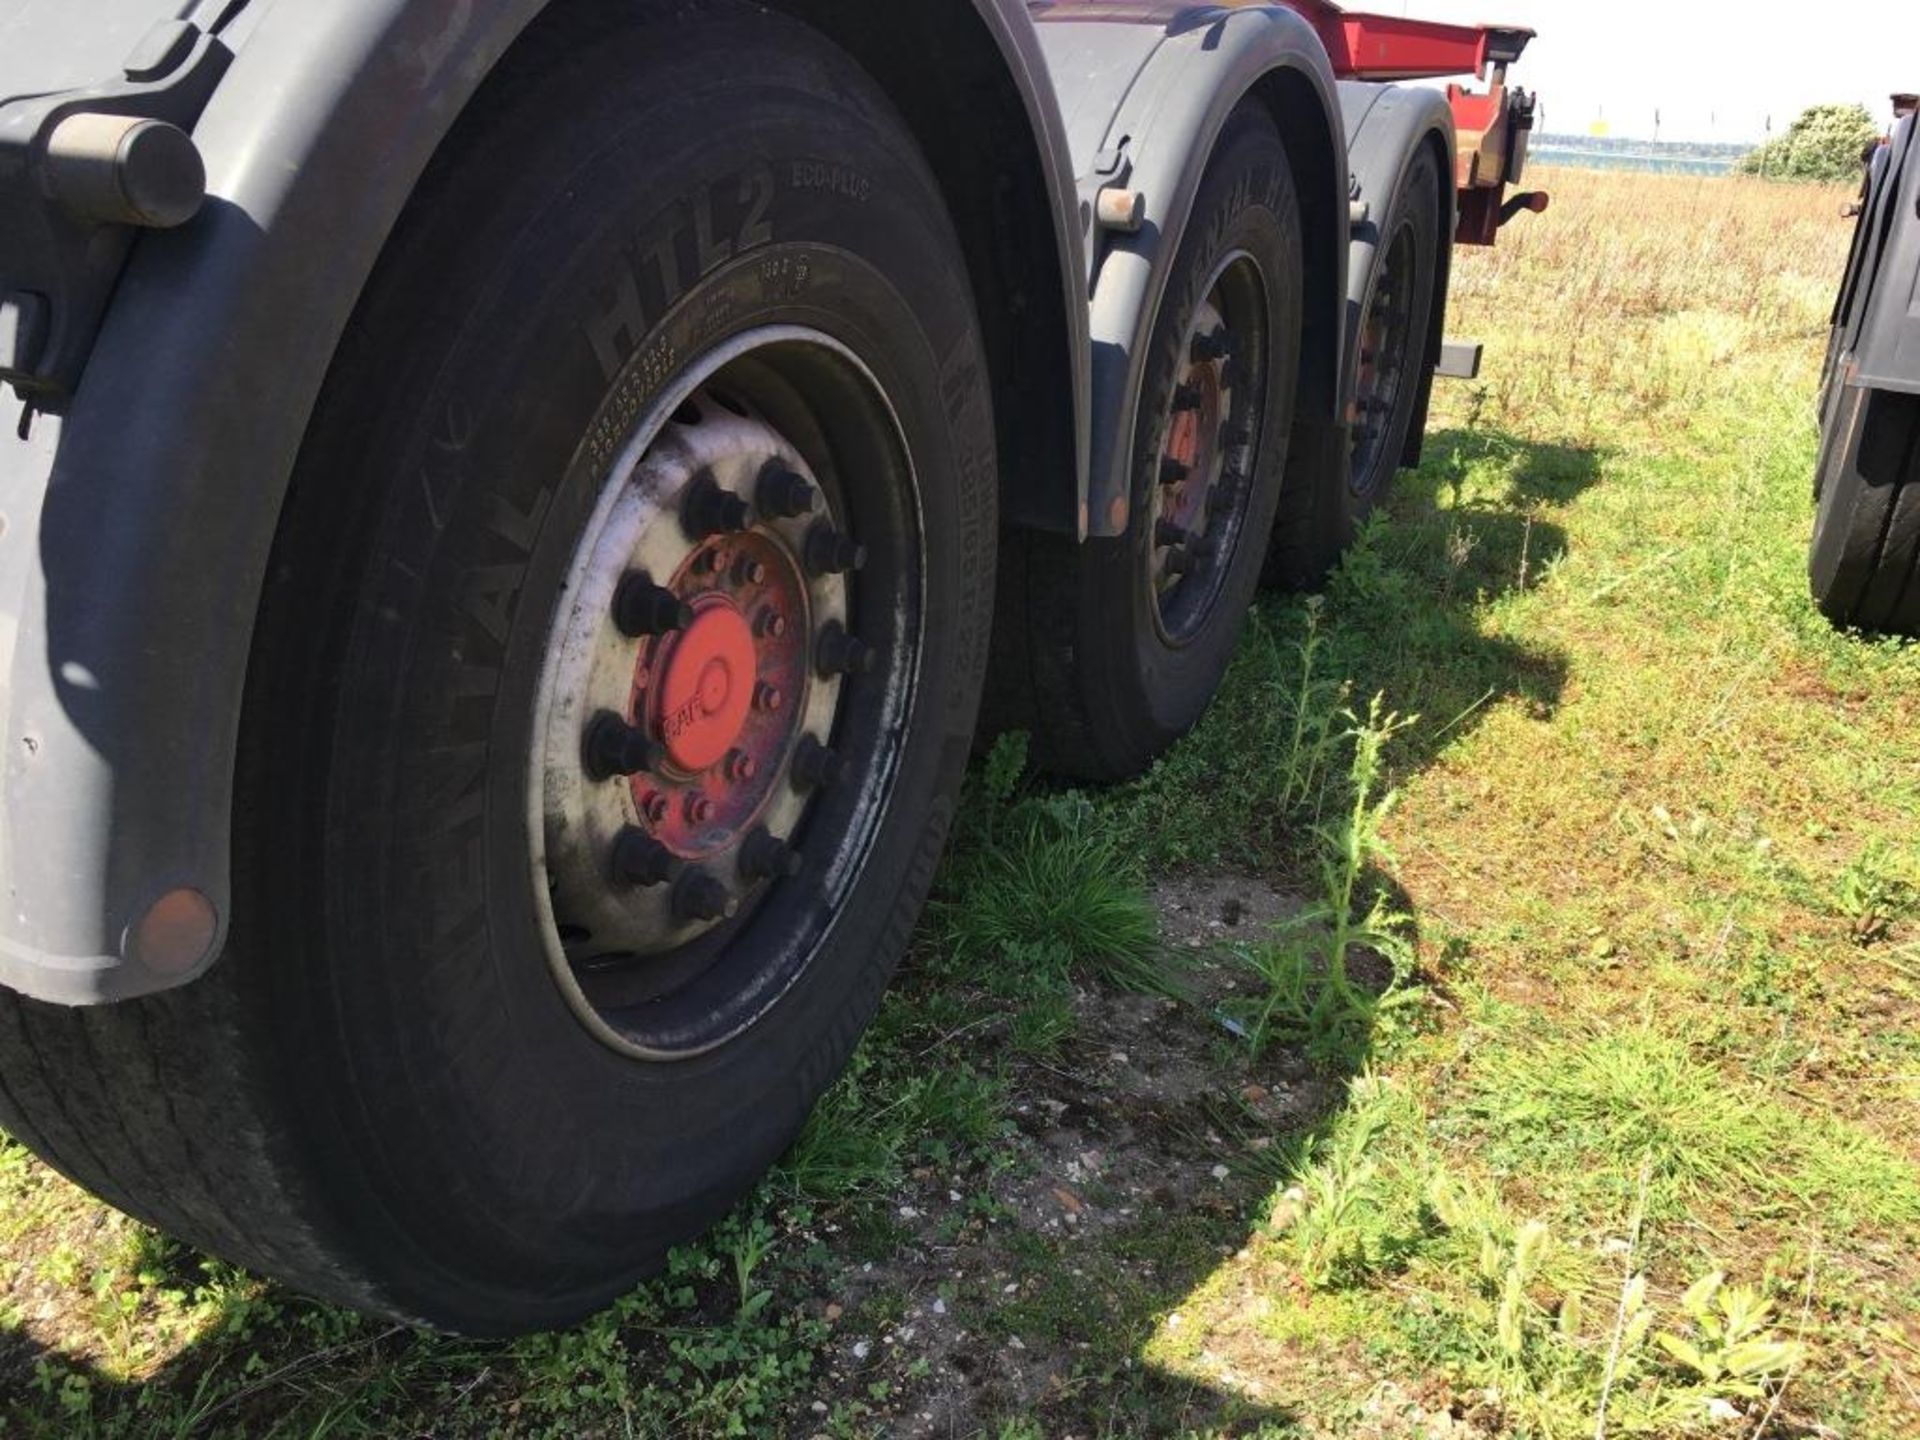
left=793, top=872, right=1342, bottom=1436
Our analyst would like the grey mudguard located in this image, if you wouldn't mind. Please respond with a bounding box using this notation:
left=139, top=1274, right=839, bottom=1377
left=1338, top=79, right=1455, bottom=466
left=1853, top=114, right=1920, bottom=397
left=1034, top=4, right=1346, bottom=539
left=0, top=0, right=1090, bottom=1005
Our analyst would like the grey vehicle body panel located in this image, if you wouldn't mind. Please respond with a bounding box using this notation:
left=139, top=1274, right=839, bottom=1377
left=0, top=1, right=184, bottom=97
left=0, top=0, right=1090, bottom=1004
left=1852, top=113, right=1920, bottom=397
left=1338, top=79, right=1455, bottom=467
left=1031, top=3, right=1348, bottom=539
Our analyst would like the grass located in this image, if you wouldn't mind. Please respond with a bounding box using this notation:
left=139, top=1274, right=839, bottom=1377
left=6, top=165, right=1919, bottom=1437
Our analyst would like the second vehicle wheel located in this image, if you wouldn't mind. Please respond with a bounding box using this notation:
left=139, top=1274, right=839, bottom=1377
left=989, top=103, right=1303, bottom=781
left=0, top=4, right=995, bottom=1334
left=1809, top=384, right=1920, bottom=635
left=1270, top=143, right=1442, bottom=586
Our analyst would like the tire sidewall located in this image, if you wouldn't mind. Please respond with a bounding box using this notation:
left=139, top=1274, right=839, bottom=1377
left=1083, top=109, right=1303, bottom=760
left=247, top=14, right=994, bottom=1329
left=1340, top=145, right=1441, bottom=537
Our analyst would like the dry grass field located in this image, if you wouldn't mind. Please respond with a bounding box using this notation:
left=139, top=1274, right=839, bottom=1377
left=4, top=167, right=1917, bottom=1439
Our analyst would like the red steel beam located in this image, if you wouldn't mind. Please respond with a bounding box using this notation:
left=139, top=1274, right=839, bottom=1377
left=1280, top=1, right=1531, bottom=82
left=1032, top=3, right=1546, bottom=245
left=1032, top=4, right=1533, bottom=83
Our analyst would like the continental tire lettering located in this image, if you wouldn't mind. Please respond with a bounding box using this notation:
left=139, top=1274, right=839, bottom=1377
left=646, top=225, right=683, bottom=314
left=692, top=188, right=731, bottom=274
left=462, top=563, right=525, bottom=647
left=582, top=166, right=781, bottom=384
left=433, top=397, right=476, bottom=453
left=586, top=269, right=648, bottom=385
left=738, top=163, right=775, bottom=246
left=488, top=485, right=552, bottom=556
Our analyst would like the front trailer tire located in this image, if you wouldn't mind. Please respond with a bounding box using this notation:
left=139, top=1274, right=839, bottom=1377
left=0, top=4, right=996, bottom=1334
left=1343, top=145, right=1442, bottom=524
left=989, top=103, right=1304, bottom=782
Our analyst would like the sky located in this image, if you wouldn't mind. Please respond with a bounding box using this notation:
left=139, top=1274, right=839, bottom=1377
left=1391, top=1, right=1919, bottom=144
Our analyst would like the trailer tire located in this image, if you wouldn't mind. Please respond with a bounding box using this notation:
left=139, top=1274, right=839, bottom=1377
left=0, top=5, right=995, bottom=1334
left=988, top=105, right=1302, bottom=781
left=1809, top=384, right=1920, bottom=635
left=1339, top=145, right=1442, bottom=538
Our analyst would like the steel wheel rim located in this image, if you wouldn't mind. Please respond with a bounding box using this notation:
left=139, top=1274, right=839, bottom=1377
left=1146, top=250, right=1268, bottom=645
left=1350, top=224, right=1417, bottom=496
left=527, top=326, right=923, bottom=1060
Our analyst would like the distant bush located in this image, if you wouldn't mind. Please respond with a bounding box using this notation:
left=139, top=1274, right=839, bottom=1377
left=1737, top=103, right=1880, bottom=182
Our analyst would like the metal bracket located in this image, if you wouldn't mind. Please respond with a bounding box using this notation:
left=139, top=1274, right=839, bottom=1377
left=1436, top=338, right=1483, bottom=379
left=0, top=20, right=231, bottom=405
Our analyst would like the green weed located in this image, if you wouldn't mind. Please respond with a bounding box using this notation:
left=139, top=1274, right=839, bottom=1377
left=1224, top=697, right=1420, bottom=1067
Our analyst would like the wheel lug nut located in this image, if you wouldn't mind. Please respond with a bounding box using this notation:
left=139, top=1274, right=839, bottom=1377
left=1159, top=457, right=1190, bottom=486
left=753, top=681, right=783, bottom=712
left=724, top=749, right=758, bottom=783
left=732, top=555, right=768, bottom=586
left=1172, top=382, right=1201, bottom=412
left=740, top=826, right=802, bottom=882
left=682, top=472, right=751, bottom=540
left=1190, top=329, right=1228, bottom=363
left=684, top=792, right=716, bottom=825
left=814, top=620, right=874, bottom=678
left=804, top=521, right=867, bottom=576
left=1155, top=518, right=1194, bottom=549
left=638, top=789, right=671, bottom=825
left=754, top=606, right=788, bottom=639
left=672, top=868, right=738, bottom=923
left=791, top=735, right=843, bottom=790
left=613, top=574, right=693, bottom=637
left=757, top=466, right=817, bottom=518
left=612, top=827, right=680, bottom=887
left=584, top=712, right=662, bottom=780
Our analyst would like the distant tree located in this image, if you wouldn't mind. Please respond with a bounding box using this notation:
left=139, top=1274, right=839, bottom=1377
left=1737, top=103, right=1880, bottom=182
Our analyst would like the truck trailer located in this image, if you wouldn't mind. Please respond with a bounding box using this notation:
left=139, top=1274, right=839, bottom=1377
left=0, top=0, right=1540, bottom=1332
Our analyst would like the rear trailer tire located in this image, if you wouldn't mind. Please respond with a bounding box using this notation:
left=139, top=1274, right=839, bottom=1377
left=1809, top=385, right=1920, bottom=635
left=988, top=105, right=1303, bottom=782
left=1335, top=146, right=1442, bottom=543
left=0, top=5, right=996, bottom=1334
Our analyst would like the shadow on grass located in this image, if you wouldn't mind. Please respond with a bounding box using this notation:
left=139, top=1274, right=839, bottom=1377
left=1102, top=428, right=1596, bottom=873
left=0, top=431, right=1597, bottom=1438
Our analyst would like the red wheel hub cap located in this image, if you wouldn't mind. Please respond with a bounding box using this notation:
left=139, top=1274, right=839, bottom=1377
left=652, top=599, right=756, bottom=773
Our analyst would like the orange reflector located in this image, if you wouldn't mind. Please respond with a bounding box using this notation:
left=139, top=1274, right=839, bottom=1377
left=134, top=887, right=217, bottom=975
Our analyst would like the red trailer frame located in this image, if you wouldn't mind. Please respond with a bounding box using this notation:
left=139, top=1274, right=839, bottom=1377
left=1284, top=0, right=1547, bottom=244
left=1040, top=2, right=1549, bottom=245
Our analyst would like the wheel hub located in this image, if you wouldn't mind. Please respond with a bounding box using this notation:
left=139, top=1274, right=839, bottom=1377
left=1145, top=255, right=1267, bottom=643
left=1350, top=228, right=1414, bottom=494
left=653, top=601, right=755, bottom=772
left=534, top=386, right=853, bottom=963
left=633, top=527, right=816, bottom=859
